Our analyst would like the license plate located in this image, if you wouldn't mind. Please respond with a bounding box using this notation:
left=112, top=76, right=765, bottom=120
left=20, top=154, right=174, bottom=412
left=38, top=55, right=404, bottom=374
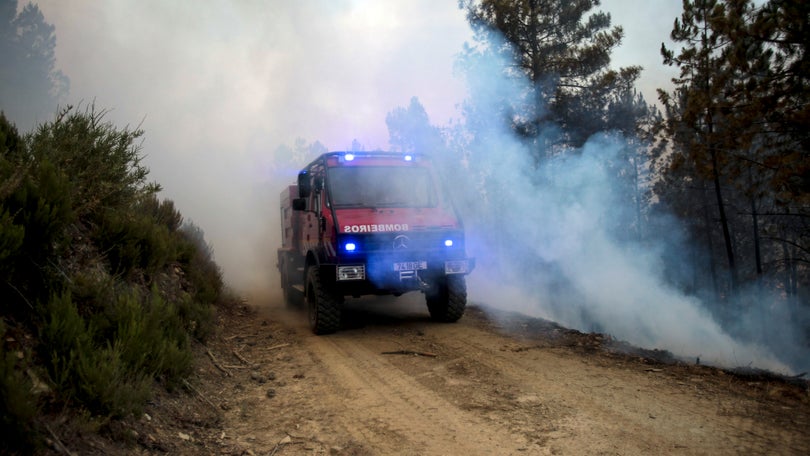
left=393, top=261, right=427, bottom=271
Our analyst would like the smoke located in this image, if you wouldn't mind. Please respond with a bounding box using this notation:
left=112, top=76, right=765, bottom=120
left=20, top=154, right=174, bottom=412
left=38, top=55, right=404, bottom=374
left=27, top=0, right=472, bottom=302
left=448, top=31, right=807, bottom=375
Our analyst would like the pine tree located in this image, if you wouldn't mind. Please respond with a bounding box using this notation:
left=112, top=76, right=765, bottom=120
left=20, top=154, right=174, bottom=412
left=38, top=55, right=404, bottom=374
left=0, top=0, right=69, bottom=130
left=461, top=0, right=641, bottom=156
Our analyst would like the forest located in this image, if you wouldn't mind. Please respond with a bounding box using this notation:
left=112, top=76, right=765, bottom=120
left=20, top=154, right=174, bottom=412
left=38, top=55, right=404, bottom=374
left=388, top=0, right=809, bottom=331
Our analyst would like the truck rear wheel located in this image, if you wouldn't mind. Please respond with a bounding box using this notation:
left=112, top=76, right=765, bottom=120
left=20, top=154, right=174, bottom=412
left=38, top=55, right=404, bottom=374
left=306, top=266, right=342, bottom=335
left=426, top=275, right=466, bottom=322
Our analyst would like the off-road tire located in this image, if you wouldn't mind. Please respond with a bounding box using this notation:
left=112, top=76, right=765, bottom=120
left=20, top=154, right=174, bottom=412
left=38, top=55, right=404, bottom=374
left=426, top=275, right=466, bottom=322
left=306, top=266, right=342, bottom=334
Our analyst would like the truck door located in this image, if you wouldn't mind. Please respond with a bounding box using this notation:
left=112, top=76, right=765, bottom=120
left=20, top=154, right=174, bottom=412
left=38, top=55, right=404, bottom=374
left=300, top=172, right=323, bottom=255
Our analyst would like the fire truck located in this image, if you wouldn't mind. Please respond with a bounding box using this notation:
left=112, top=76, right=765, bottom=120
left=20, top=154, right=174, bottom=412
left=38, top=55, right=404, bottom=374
left=277, top=152, right=474, bottom=334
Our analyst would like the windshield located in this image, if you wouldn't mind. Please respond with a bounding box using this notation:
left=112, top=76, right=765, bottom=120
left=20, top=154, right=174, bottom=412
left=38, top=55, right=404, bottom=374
left=328, top=166, right=437, bottom=208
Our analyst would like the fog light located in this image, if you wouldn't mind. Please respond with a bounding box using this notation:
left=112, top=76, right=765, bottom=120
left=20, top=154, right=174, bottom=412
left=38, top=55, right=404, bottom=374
left=337, top=265, right=365, bottom=281
left=445, top=260, right=468, bottom=274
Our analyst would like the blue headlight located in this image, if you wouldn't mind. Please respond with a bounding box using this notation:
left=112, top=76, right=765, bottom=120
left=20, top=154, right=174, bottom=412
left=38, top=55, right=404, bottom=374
left=345, top=242, right=357, bottom=252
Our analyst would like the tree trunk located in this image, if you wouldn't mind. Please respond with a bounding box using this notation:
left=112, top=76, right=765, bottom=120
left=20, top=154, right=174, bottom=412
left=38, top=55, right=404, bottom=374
left=711, top=146, right=738, bottom=294
left=751, top=195, right=762, bottom=277
left=701, top=181, right=720, bottom=301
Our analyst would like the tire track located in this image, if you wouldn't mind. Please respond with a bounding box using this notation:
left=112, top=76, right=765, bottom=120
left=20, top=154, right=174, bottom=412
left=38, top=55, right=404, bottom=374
left=303, top=332, right=539, bottom=455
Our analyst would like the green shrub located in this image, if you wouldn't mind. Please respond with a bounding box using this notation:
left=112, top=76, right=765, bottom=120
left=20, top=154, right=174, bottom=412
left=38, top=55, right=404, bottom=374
left=28, top=105, right=159, bottom=219
left=178, top=221, right=223, bottom=310
left=106, top=289, right=192, bottom=385
left=1, top=106, right=226, bottom=436
left=177, top=293, right=215, bottom=341
left=0, top=209, right=24, bottom=276
left=92, top=209, right=173, bottom=279
left=73, top=343, right=151, bottom=419
left=0, top=321, right=40, bottom=453
left=139, top=194, right=183, bottom=233
left=39, top=286, right=196, bottom=417
left=1, top=112, right=74, bottom=316
left=39, top=292, right=151, bottom=418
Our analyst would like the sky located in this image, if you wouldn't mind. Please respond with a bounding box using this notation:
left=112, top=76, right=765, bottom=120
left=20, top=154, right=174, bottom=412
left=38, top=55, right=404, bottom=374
left=29, top=0, right=683, bottom=293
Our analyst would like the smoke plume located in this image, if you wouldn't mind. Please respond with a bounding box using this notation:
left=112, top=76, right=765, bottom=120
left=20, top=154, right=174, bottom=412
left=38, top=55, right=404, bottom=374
left=449, top=31, right=807, bottom=374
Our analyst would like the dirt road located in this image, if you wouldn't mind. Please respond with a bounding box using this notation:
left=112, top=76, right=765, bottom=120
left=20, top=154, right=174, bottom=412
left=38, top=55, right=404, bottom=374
left=124, top=295, right=809, bottom=455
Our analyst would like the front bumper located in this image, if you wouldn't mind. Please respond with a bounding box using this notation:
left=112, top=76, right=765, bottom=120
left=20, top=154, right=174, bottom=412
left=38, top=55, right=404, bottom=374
left=324, top=256, right=475, bottom=295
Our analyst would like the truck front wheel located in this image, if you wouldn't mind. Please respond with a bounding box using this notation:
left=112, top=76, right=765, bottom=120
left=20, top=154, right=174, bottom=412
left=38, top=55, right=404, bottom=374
left=426, top=275, right=466, bottom=322
left=306, top=266, right=342, bottom=335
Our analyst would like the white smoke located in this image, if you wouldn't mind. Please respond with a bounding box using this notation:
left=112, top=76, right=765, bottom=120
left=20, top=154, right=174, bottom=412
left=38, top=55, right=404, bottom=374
left=449, top=32, right=801, bottom=374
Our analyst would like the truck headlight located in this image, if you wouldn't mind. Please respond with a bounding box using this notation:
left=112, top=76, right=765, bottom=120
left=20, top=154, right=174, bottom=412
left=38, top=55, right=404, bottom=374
left=337, top=265, right=365, bottom=281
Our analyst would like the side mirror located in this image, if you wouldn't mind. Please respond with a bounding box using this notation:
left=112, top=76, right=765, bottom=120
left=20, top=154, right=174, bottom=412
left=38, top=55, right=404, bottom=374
left=292, top=198, right=306, bottom=211
left=298, top=171, right=311, bottom=198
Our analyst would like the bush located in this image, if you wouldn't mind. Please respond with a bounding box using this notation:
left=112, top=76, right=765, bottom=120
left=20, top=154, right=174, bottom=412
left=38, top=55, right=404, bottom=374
left=0, top=321, right=39, bottom=453
left=0, top=107, right=225, bottom=440
left=1, top=112, right=74, bottom=317
left=92, top=208, right=173, bottom=279
left=28, top=105, right=159, bottom=219
left=178, top=221, right=223, bottom=307
left=39, top=284, right=199, bottom=417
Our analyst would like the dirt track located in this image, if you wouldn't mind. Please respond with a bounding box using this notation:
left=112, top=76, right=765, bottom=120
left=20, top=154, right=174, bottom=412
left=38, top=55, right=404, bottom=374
left=119, top=294, right=809, bottom=456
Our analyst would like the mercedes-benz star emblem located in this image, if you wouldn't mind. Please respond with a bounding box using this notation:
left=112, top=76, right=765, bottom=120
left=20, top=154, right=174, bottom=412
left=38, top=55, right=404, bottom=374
left=393, top=235, right=410, bottom=250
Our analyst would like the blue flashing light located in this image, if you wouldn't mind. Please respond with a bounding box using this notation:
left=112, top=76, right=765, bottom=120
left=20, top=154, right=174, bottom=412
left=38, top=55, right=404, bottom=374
left=345, top=153, right=355, bottom=161
left=404, top=154, right=413, bottom=161
left=444, top=239, right=454, bottom=247
left=345, top=242, right=357, bottom=252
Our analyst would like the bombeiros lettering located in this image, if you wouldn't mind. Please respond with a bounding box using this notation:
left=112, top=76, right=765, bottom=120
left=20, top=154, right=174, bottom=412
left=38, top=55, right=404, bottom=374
left=343, top=224, right=409, bottom=233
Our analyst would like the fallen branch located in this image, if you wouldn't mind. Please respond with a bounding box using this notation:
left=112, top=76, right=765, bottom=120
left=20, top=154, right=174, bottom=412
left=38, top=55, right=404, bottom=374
left=232, top=347, right=254, bottom=366
left=267, top=343, right=290, bottom=351
left=44, top=424, right=74, bottom=455
left=182, top=379, right=221, bottom=413
left=206, top=347, right=231, bottom=376
left=381, top=350, right=437, bottom=358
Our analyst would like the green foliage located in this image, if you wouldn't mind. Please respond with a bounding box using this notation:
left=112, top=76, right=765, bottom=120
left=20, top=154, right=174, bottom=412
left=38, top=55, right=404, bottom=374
left=0, top=106, right=224, bottom=433
left=0, top=321, right=40, bottom=453
left=29, top=105, right=159, bottom=219
left=93, top=208, right=173, bottom=279
left=0, top=209, right=24, bottom=275
left=139, top=194, right=184, bottom=233
left=39, top=290, right=192, bottom=418
left=173, top=222, right=221, bottom=341
left=1, top=111, right=74, bottom=315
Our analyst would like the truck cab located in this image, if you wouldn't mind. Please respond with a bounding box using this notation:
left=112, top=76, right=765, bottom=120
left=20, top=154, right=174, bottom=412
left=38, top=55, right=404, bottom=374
left=278, top=152, right=474, bottom=334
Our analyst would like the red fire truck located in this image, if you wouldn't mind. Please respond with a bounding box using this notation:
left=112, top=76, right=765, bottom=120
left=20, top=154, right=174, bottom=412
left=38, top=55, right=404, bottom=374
left=277, top=152, right=474, bottom=334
